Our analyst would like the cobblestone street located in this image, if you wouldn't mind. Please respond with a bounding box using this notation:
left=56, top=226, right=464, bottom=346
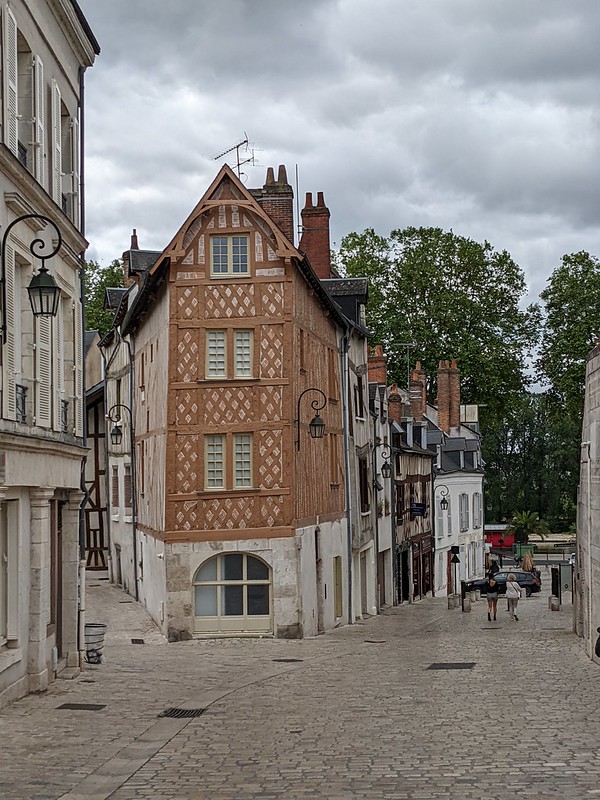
left=1, top=569, right=597, bottom=800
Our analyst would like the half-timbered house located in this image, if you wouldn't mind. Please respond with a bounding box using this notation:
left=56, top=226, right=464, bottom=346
left=101, top=165, right=353, bottom=638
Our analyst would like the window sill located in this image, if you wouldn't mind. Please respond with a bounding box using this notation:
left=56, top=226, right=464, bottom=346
left=111, top=515, right=120, bottom=522
left=0, top=645, right=22, bottom=672
left=196, top=487, right=260, bottom=496
left=197, top=377, right=259, bottom=384
left=360, top=510, right=371, bottom=517
left=123, top=515, right=133, bottom=523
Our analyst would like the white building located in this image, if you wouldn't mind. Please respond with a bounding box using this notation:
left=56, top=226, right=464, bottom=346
left=0, top=0, right=98, bottom=706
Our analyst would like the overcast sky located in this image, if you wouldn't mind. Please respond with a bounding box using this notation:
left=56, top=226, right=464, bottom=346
left=77, top=0, right=600, bottom=302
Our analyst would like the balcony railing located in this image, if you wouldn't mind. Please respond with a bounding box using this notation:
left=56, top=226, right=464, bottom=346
left=61, top=400, right=69, bottom=433
left=16, top=384, right=27, bottom=423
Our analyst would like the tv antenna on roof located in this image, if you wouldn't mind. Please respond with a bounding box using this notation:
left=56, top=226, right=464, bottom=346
left=213, top=133, right=256, bottom=180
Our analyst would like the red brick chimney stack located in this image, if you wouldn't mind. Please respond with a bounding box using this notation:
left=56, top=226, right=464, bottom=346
left=251, top=165, right=294, bottom=243
left=299, top=191, right=332, bottom=280
left=437, top=360, right=451, bottom=433
left=130, top=228, right=139, bottom=250
left=449, top=359, right=461, bottom=429
left=409, top=370, right=423, bottom=422
left=414, top=360, right=427, bottom=417
left=388, top=384, right=403, bottom=424
left=368, top=344, right=387, bottom=385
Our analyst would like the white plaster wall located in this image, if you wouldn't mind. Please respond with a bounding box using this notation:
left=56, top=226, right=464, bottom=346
left=297, top=518, right=349, bottom=636
left=137, top=534, right=166, bottom=632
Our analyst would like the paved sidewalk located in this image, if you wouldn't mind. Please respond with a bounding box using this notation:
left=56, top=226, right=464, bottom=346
left=0, top=569, right=597, bottom=800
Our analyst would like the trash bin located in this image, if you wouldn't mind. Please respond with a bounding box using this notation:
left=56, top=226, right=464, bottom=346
left=84, top=623, right=107, bottom=664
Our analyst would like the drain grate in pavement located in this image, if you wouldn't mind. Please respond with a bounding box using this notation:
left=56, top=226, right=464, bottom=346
left=57, top=703, right=106, bottom=711
left=161, top=707, right=205, bottom=719
left=427, top=662, right=476, bottom=670
left=131, top=638, right=145, bottom=644
left=272, top=658, right=304, bottom=663
left=364, top=640, right=387, bottom=644
left=119, top=600, right=134, bottom=604
left=80, top=679, right=96, bottom=684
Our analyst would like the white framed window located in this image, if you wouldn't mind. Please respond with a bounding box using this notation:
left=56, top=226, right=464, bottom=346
left=206, top=330, right=226, bottom=377
left=472, top=492, right=482, bottom=529
left=446, top=495, right=453, bottom=536
left=210, top=235, right=249, bottom=276
left=205, top=435, right=225, bottom=489
left=0, top=501, right=19, bottom=645
left=234, top=434, right=252, bottom=488
left=193, top=553, right=271, bottom=634
left=205, top=329, right=253, bottom=379
left=459, top=493, right=470, bottom=532
left=234, top=330, right=252, bottom=377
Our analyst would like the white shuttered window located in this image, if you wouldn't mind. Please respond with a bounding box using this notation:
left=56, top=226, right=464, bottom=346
left=35, top=316, right=52, bottom=428
left=51, top=79, right=62, bottom=203
left=1, top=243, right=16, bottom=419
left=33, top=56, right=45, bottom=186
left=3, top=5, right=18, bottom=155
left=73, top=299, right=83, bottom=436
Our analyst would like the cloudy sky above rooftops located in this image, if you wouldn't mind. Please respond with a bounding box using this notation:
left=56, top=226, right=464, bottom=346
left=77, top=0, right=600, bottom=302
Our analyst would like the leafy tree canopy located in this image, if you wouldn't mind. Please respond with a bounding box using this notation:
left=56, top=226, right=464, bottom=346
left=537, top=251, right=600, bottom=416
left=337, top=226, right=540, bottom=423
left=84, top=259, right=124, bottom=337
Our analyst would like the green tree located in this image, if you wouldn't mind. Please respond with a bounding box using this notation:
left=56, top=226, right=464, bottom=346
left=338, top=227, right=540, bottom=422
left=537, top=251, right=600, bottom=416
left=482, top=392, right=578, bottom=531
left=83, top=259, right=124, bottom=336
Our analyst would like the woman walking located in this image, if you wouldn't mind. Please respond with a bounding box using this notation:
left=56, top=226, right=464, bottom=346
left=485, top=572, right=500, bottom=621
left=506, top=573, right=522, bottom=620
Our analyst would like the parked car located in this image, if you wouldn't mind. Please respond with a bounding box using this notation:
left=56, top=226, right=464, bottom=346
left=465, top=570, right=541, bottom=597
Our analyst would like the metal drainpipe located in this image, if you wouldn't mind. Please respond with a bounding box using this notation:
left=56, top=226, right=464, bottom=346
left=122, top=332, right=140, bottom=603
left=339, top=328, right=353, bottom=624
left=371, top=411, right=380, bottom=613
left=582, top=440, right=593, bottom=657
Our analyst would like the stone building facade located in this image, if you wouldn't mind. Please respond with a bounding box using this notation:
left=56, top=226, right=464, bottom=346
left=0, top=0, right=98, bottom=705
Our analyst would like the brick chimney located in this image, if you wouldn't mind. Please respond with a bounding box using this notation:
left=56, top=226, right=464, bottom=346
left=437, top=360, right=451, bottom=433
left=122, top=228, right=140, bottom=287
left=388, top=384, right=402, bottom=424
left=299, top=191, right=331, bottom=279
left=414, top=360, right=427, bottom=417
left=368, top=344, right=387, bottom=385
left=251, top=165, right=294, bottom=243
left=449, top=359, right=461, bottom=429
left=409, top=373, right=423, bottom=422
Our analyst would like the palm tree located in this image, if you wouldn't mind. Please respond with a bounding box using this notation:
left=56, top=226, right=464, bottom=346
left=506, top=511, right=550, bottom=544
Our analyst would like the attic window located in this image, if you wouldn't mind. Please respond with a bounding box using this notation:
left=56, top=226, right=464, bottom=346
left=211, top=235, right=249, bottom=276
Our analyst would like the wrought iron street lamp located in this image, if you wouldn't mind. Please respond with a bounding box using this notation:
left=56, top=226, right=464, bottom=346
left=296, top=388, right=327, bottom=450
left=436, top=483, right=450, bottom=511
left=1, top=214, right=62, bottom=342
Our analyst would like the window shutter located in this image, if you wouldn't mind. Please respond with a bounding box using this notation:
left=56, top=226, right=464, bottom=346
left=3, top=5, right=18, bottom=155
left=70, top=117, right=80, bottom=227
left=2, top=243, right=16, bottom=420
left=73, top=298, right=83, bottom=436
left=33, top=55, right=45, bottom=187
left=435, top=498, right=444, bottom=538
left=52, top=298, right=64, bottom=431
left=51, top=79, right=62, bottom=203
left=35, top=316, right=52, bottom=428
left=446, top=496, right=452, bottom=536
left=465, top=494, right=470, bottom=530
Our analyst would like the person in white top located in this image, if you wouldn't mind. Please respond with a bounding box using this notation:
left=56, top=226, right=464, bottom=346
left=506, top=573, right=522, bottom=621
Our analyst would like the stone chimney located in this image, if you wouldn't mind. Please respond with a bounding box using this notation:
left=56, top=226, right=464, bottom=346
left=368, top=344, right=387, bottom=385
left=251, top=165, right=294, bottom=243
left=449, top=359, right=461, bottom=429
left=299, top=191, right=331, bottom=279
left=388, top=383, right=402, bottom=424
left=437, top=360, right=451, bottom=433
left=414, top=361, right=427, bottom=417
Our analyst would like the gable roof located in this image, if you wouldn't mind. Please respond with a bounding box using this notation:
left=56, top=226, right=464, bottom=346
left=122, top=165, right=348, bottom=334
